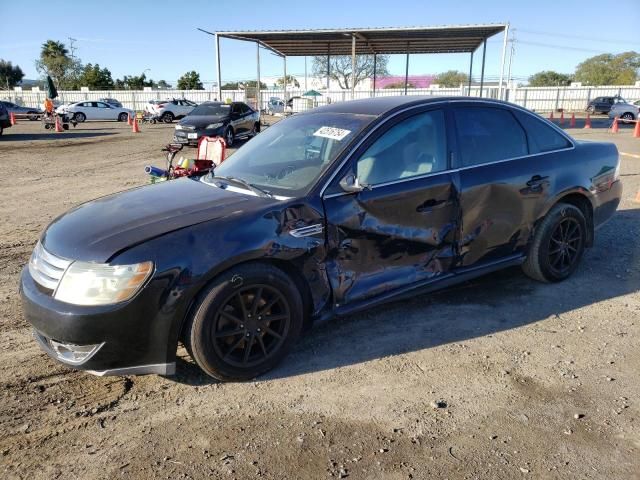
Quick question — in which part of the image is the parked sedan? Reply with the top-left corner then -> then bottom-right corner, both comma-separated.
20,96 -> 621,381
608,100 -> 640,122
585,95 -> 627,114
149,98 -> 197,123
57,101 -> 134,122
174,101 -> 260,146
0,100 -> 43,120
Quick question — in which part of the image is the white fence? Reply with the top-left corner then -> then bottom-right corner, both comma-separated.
3,85 -> 640,113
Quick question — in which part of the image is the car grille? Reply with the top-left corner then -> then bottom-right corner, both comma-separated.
28,242 -> 72,292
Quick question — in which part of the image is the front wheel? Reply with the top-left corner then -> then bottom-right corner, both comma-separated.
586,106 -> 594,114
185,263 -> 304,381
621,112 -> 635,123
28,112 -> 39,121
118,112 -> 128,122
522,203 -> 587,283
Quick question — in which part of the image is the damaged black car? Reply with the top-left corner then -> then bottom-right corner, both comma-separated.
20,96 -> 622,381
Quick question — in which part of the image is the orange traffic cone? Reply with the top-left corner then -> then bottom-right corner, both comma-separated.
611,116 -> 619,133
132,116 -> 140,133
584,114 -> 592,129
9,112 -> 16,125
54,115 -> 63,133
634,120 -> 640,138
549,111 -> 554,121
560,111 -> 565,125
569,113 -> 576,128
127,113 -> 133,126
634,190 -> 640,204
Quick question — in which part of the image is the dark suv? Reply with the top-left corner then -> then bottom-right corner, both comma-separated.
0,102 -> 12,135
586,96 -> 626,114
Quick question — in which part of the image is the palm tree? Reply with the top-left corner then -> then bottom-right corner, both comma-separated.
41,40 -> 69,60
36,40 -> 73,88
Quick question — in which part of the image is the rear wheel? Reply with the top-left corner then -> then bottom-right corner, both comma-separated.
522,203 -> 587,283
224,127 -> 234,147
185,263 -> 303,381
162,112 -> 174,123
74,112 -> 86,123
28,112 -> 39,121
621,112 -> 635,123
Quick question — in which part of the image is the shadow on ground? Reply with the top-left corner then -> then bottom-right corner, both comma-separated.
172,210 -> 639,387
1,132 -> 116,141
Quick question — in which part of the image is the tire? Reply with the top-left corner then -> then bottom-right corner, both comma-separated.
162,112 -> 174,123
522,203 -> 587,283
620,112 -> 635,123
74,112 -> 86,123
251,122 -> 260,135
118,112 -> 128,122
0,125 -> 3,135
586,106 -> 594,114
185,263 -> 304,381
224,127 -> 234,147
28,112 -> 39,121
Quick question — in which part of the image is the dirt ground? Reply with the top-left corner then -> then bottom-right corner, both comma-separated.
0,115 -> 638,480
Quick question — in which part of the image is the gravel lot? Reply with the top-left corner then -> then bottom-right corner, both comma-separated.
0,116 -> 638,480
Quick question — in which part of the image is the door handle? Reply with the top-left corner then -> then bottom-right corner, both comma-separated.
416,198 -> 449,213
526,175 -> 549,187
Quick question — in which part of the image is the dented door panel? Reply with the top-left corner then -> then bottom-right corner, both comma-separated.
323,173 -> 460,305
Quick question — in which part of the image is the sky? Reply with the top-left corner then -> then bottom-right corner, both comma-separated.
1,0 -> 638,86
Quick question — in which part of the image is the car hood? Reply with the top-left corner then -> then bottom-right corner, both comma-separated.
41,178 -> 271,263
179,115 -> 228,128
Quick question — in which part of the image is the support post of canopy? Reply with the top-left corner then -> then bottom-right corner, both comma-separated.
404,41 -> 410,96
351,35 -> 356,100
467,51 -> 474,96
498,23 -> 510,100
215,33 -> 222,101
283,55 -> 287,101
372,53 -> 377,98
256,42 -> 261,112
479,38 -> 487,98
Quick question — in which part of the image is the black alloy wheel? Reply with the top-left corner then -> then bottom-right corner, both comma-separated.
224,127 -> 234,147
185,263 -> 303,381
547,217 -> 583,277
211,285 -> 290,368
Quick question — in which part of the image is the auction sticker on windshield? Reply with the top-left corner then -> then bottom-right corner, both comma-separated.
313,126 -> 351,141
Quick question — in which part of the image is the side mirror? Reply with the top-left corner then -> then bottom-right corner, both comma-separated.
339,173 -> 368,193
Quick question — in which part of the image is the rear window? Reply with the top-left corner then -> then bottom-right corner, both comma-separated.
452,107 -> 528,167
514,111 -> 572,153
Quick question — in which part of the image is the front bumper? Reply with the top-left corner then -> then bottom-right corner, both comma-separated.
20,266 -> 175,376
174,127 -> 223,145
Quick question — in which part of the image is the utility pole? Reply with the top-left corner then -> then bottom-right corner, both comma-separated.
506,30 -> 516,100
68,37 -> 77,60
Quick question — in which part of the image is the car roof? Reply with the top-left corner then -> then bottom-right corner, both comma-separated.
302,96 -> 518,117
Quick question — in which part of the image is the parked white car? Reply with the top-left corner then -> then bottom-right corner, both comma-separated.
146,98 -> 197,123
56,101 -> 134,122
608,100 -> 640,122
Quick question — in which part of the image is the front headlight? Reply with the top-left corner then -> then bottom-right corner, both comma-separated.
54,261 -> 153,306
175,124 -> 184,130
206,122 -> 223,129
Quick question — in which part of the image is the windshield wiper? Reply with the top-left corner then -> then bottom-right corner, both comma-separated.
214,175 -> 273,198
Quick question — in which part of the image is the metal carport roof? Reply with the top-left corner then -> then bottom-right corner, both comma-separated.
213,24 -> 507,56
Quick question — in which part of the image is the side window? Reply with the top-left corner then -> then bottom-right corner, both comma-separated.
514,111 -> 571,153
357,109 -> 447,186
231,104 -> 241,114
452,107 -> 528,166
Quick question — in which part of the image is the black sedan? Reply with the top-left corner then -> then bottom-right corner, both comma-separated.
20,96 -> 622,381
173,101 -> 260,147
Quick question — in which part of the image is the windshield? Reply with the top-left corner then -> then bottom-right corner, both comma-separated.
206,112 -> 375,197
190,103 -> 231,116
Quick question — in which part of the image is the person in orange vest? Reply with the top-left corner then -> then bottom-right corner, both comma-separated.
43,98 -> 54,119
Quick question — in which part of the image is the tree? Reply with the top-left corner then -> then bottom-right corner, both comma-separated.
574,51 -> 639,86
528,71 -> 574,86
157,80 -> 171,89
312,54 -> 389,89
0,60 -> 24,89
114,73 -> 155,90
222,81 -> 239,90
35,40 -> 78,89
276,75 -> 299,88
435,70 -> 468,87
77,63 -> 114,89
177,71 -> 204,90
384,81 -> 416,89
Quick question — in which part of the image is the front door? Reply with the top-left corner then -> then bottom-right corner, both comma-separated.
322,107 -> 460,306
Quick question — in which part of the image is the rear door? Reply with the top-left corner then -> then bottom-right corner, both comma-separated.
323,107 -> 460,305
452,104 -> 571,268
230,103 -> 246,134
